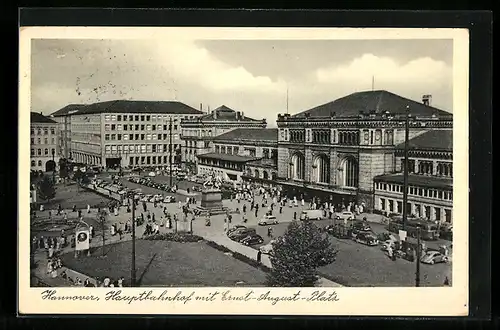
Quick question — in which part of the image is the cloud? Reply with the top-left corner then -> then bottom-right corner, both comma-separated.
316,53 -> 451,87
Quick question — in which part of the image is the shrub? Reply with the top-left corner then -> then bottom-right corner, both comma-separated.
145,232 -> 203,243
205,240 -> 231,253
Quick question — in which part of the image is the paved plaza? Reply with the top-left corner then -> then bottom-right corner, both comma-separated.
31,178 -> 452,287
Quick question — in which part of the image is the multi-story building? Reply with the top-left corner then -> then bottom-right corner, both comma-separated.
275,90 -> 453,210
50,100 -> 203,168
50,104 -> 85,159
196,128 -> 279,183
373,130 -> 453,223
30,112 -> 59,172
180,105 -> 267,172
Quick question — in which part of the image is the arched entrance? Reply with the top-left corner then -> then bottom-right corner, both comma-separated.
312,154 -> 330,183
271,172 -> 277,180
254,169 -> 260,178
45,160 -> 56,172
338,156 -> 359,187
289,152 -> 305,180
263,171 -> 269,180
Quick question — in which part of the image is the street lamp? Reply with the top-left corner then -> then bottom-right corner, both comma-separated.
51,148 -> 56,182
128,192 -> 137,287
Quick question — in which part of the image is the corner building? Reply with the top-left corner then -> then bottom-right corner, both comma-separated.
180,105 -> 267,172
30,112 -> 60,172
275,90 -> 452,210
50,100 -> 203,168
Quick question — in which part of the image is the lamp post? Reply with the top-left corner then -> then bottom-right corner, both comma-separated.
51,148 -> 56,183
402,105 -> 410,231
415,226 -> 421,287
129,193 -> 137,287
169,117 -> 173,187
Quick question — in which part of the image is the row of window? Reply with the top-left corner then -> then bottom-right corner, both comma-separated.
401,160 -> 453,177
104,133 -> 179,141
184,140 -> 210,148
31,137 -> 56,145
31,127 -> 56,136
128,155 -> 175,166
104,123 -> 178,132
104,144 -> 180,154
375,182 -> 453,201
31,148 -> 56,156
104,114 -> 196,122
378,198 -> 452,223
182,129 -> 212,137
198,159 -> 245,172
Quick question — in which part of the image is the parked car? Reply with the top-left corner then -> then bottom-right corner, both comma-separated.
325,224 -> 351,239
227,225 -> 247,235
163,196 -> 176,203
300,209 -> 324,220
354,232 -> 379,246
228,228 -> 257,242
259,240 -> 275,254
351,221 -> 372,237
240,234 -> 264,246
148,172 -> 156,177
380,239 -> 396,251
420,251 -> 449,264
336,211 -> 356,221
258,215 -> 279,226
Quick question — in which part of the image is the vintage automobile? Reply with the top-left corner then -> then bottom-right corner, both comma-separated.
420,251 -> 449,264
258,215 -> 279,226
353,232 -> 379,246
259,240 -> 276,254
240,234 -> 264,246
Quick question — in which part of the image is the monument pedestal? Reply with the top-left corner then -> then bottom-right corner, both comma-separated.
195,188 -> 228,216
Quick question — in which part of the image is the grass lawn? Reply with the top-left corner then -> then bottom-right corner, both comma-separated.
39,182 -> 113,210
60,239 -> 268,287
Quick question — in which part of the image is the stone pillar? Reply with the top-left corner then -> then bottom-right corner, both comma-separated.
304,148 -> 313,182
430,207 -> 436,221
330,148 -> 337,186
421,204 -> 426,218
411,203 -> 416,216
432,160 -> 438,175
414,160 -> 419,174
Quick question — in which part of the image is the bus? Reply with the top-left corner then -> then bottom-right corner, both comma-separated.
387,216 -> 440,241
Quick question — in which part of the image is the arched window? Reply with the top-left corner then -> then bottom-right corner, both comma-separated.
31,160 -> 35,167
340,157 -> 358,187
263,171 -> 269,180
254,169 -> 260,178
38,160 -> 42,167
290,152 -> 305,180
313,154 -> 330,183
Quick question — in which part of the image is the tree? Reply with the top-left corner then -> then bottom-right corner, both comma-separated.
267,220 -> 338,287
59,158 -> 69,182
96,209 -> 108,257
36,175 -> 56,203
73,169 -> 89,190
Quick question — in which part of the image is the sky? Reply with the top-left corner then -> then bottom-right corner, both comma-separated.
31,38 -> 453,127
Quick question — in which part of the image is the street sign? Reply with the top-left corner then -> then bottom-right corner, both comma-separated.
399,230 -> 407,241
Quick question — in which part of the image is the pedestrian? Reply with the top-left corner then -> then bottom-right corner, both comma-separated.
279,206 -> 283,214
444,276 -> 450,286
254,209 -> 258,218
243,204 -> 247,213
267,227 -> 273,238
72,205 -> 77,212
257,250 -> 262,263
87,204 -> 91,213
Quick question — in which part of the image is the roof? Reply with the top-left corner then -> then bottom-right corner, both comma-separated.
197,152 -> 259,163
31,112 -> 57,124
197,105 -> 260,122
374,173 -> 452,189
50,104 -> 86,117
246,158 -> 278,169
49,100 -> 202,117
293,90 -> 451,118
213,128 -> 278,142
396,130 -> 452,151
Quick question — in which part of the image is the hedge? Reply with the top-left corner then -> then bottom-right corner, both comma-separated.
144,232 -> 204,243
204,240 -> 271,273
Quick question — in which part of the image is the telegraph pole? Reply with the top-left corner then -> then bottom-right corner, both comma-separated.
416,227 -> 421,287
169,117 -> 173,187
130,195 -> 136,287
402,105 -> 410,231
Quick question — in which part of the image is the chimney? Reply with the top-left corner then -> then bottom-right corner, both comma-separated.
200,103 -> 203,112
241,111 -> 244,119
208,105 -> 210,114
213,110 -> 217,119
422,94 -> 432,106
236,111 -> 240,120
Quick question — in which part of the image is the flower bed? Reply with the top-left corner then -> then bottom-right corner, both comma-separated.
144,232 -> 204,243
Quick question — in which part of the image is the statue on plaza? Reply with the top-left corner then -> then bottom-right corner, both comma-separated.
203,173 -> 222,190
